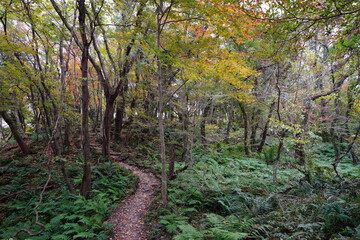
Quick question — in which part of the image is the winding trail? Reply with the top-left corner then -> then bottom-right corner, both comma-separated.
108,157 -> 159,240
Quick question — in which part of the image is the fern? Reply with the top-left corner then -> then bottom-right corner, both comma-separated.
320,200 -> 357,236
217,192 -> 277,217
159,214 -> 188,234
174,225 -> 203,240
1,161 -> 137,240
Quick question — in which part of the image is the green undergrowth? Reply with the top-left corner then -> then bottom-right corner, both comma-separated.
145,143 -> 360,240
0,153 -> 138,240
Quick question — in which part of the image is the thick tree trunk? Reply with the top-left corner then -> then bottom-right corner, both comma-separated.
114,94 -> 126,142
79,71 -> 92,197
102,98 -> 116,158
50,0 -> 91,196
1,111 -> 30,154
63,122 -> 70,152
78,0 -> 91,197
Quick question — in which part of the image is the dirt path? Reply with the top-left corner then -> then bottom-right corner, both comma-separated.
108,158 -> 159,240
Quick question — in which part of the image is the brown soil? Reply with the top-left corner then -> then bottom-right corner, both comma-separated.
108,157 -> 159,240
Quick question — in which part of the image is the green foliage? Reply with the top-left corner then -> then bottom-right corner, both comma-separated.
159,214 -> 188,234
259,145 -> 278,165
217,192 -> 278,217
312,143 -> 359,178
175,214 -> 261,240
0,156 -> 137,240
320,200 -> 360,237
152,144 -> 359,240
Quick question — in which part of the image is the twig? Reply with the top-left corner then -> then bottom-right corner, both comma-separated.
165,78 -> 188,105
160,17 -> 207,26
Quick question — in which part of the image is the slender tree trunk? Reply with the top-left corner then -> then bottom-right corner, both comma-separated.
239,103 -> 250,155
224,107 -> 234,143
345,72 -> 359,165
158,89 -> 167,205
181,94 -> 191,164
0,111 -> 30,154
258,102 -> 275,153
59,38 -> 71,153
330,95 -> 341,160
169,143 -> 175,179
273,137 -> 283,182
53,124 -> 76,195
182,111 -> 190,163
157,7 -> 168,205
250,108 -> 260,151
273,69 -> 284,181
200,100 -> 211,145
295,101 -> 310,165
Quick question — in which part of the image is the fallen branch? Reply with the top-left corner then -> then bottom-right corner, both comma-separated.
13,116 -> 61,238
14,168 -> 51,237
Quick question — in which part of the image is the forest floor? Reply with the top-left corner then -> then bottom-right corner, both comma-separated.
90,137 -> 160,240
107,160 -> 159,240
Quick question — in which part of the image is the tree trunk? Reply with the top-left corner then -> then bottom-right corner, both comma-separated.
182,117 -> 190,162
52,123 -> 76,195
158,91 -> 167,205
350,148 -> 359,165
114,93 -> 126,142
182,95 -> 191,164
102,97 -> 116,158
250,108 -> 260,151
239,103 -> 250,155
295,102 -> 310,165
258,102 -> 275,153
78,0 -> 91,197
157,8 -> 168,205
200,100 -> 211,145
0,111 -> 30,154
345,74 -> 359,165
169,143 -> 175,179
330,94 -> 341,160
273,137 -> 283,182
224,107 -> 234,143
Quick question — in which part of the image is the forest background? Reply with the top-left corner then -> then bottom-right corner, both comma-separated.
0,0 -> 359,239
